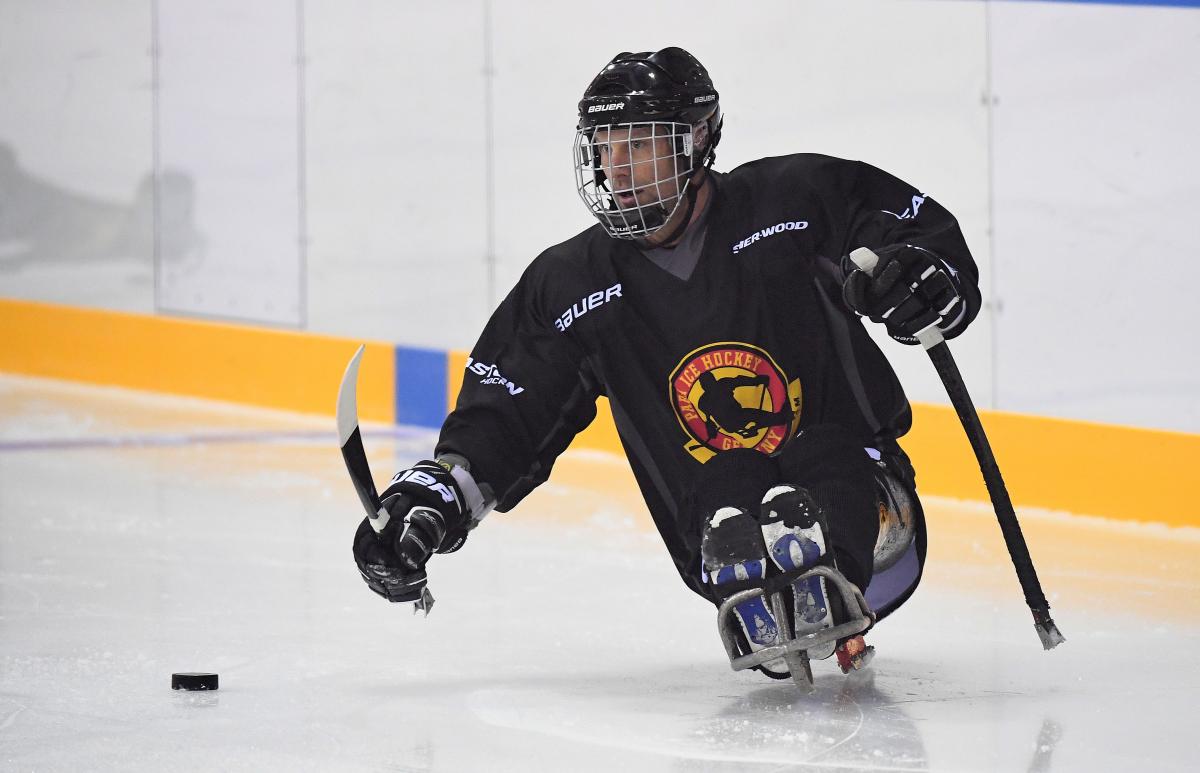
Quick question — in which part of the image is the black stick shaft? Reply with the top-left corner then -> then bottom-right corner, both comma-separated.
925,340 -> 1053,622
845,247 -> 1061,647
342,425 -> 383,518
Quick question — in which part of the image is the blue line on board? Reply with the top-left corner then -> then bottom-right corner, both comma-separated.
394,346 -> 449,429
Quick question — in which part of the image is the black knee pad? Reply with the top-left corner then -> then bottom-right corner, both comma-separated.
776,424 -> 874,477
775,424 -> 881,590
686,449 -> 780,530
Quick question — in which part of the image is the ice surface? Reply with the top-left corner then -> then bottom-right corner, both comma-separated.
1,375 -> 1197,772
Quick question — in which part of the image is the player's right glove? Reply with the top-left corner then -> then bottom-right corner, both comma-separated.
352,459 -> 489,603
841,244 -> 963,345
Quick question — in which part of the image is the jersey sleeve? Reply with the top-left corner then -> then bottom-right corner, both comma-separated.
832,160 -> 982,340
435,260 -> 600,512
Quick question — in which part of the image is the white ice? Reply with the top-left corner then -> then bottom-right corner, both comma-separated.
1,375 -> 1197,772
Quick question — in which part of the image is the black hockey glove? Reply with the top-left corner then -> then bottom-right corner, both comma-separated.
352,459 -> 477,603
841,244 -> 962,345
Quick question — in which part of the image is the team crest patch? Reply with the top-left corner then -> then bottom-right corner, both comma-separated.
669,342 -> 802,464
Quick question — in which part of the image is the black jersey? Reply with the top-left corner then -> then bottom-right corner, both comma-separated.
436,153 -> 980,587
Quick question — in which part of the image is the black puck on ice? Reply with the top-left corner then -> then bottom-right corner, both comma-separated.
172,672 -> 219,691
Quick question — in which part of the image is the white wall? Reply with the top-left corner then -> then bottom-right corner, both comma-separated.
988,1 -> 1200,429
2,0 -> 1198,432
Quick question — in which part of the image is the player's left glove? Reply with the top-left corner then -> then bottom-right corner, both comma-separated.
841,244 -> 963,345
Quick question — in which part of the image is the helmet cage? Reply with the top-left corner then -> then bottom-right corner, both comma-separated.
573,121 -> 700,240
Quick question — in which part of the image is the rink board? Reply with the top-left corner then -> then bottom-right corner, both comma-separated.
3,297 -> 1197,527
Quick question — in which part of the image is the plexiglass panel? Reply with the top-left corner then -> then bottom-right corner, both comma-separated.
154,0 -> 303,326
990,1 -> 1200,431
0,0 -> 154,312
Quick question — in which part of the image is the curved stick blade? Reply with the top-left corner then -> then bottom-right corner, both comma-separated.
337,345 -> 366,446
336,345 -> 388,530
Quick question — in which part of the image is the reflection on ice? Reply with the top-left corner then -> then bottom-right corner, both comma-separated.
700,673 -> 927,768
1027,718 -> 1063,773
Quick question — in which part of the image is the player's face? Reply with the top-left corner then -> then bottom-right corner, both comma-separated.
593,125 -> 683,210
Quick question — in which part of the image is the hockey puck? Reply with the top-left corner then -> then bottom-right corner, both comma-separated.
171,672 -> 219,691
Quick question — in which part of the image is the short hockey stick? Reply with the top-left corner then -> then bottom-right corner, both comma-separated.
849,248 -> 1064,650
337,345 -> 435,615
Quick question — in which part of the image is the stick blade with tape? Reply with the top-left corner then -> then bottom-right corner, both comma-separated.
337,345 -> 388,530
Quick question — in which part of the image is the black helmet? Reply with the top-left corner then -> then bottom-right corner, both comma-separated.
578,48 -> 722,146
574,47 -> 723,240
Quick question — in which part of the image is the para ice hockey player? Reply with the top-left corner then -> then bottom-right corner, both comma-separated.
352,47 -> 981,688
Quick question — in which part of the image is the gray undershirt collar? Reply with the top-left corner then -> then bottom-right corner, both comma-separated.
637,183 -> 714,281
